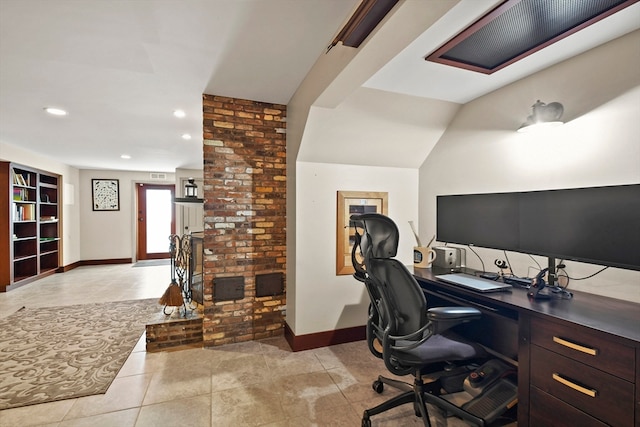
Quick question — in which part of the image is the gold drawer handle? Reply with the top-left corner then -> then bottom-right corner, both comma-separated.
552,336 -> 598,356
552,373 -> 597,398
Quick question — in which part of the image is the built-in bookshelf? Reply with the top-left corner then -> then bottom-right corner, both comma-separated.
1,162 -> 62,291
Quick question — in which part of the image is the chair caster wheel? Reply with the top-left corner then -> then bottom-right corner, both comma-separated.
372,380 -> 384,393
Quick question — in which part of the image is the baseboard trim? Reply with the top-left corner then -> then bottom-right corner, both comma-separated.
59,258 -> 133,273
284,322 -> 365,352
59,261 -> 81,272
2,269 -> 56,292
81,258 -> 133,266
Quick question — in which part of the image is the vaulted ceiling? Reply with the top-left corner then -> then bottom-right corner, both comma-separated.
1,0 -> 638,171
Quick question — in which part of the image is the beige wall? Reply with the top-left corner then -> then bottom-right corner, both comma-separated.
419,30 -> 640,302
78,169 -> 175,261
0,144 -> 185,266
291,162 -> 418,335
285,0 -> 461,337
0,143 -> 179,267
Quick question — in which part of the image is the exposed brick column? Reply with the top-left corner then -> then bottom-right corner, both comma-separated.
201,94 -> 286,347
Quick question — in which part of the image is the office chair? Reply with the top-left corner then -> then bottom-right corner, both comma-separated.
350,213 -> 489,427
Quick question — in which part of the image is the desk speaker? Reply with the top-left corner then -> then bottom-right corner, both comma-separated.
433,246 -> 466,270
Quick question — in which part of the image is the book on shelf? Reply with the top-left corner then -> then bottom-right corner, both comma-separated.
13,170 -> 27,186
13,187 -> 33,201
13,204 -> 35,221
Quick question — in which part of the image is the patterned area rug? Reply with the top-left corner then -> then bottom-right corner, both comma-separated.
0,299 -> 159,410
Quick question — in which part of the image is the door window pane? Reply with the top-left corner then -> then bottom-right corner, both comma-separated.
146,189 -> 172,253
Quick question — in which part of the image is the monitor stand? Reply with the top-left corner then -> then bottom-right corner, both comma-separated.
528,257 -> 572,300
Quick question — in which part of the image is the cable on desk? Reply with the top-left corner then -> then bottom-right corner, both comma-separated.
467,244 -> 485,273
502,250 -> 515,277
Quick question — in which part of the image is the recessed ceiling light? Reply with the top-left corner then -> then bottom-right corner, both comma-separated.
121,154 -> 131,159
173,110 -> 186,118
44,107 -> 68,116
181,133 -> 192,140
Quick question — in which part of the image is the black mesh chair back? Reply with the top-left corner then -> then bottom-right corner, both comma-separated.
368,257 -> 428,345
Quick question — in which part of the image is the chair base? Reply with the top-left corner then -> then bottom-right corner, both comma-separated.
362,384 -> 430,427
361,370 -> 488,427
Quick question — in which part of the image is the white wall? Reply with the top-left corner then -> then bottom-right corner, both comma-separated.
298,87 -> 460,168
285,1 -> 461,337
79,169 -> 175,261
0,142 -> 81,267
291,162 -> 418,335
419,30 -> 640,302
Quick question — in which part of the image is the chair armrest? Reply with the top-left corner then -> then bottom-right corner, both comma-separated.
427,306 -> 481,334
427,306 -> 481,320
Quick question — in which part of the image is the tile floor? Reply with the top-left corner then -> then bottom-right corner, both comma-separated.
0,264 -> 476,427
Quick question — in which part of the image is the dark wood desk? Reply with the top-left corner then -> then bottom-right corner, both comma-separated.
413,267 -> 640,427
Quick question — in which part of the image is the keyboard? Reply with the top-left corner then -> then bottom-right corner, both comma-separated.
435,273 -> 513,293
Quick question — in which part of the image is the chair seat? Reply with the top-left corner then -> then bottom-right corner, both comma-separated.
395,332 -> 484,365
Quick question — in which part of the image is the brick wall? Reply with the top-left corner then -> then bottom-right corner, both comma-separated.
201,94 -> 286,347
146,317 -> 203,352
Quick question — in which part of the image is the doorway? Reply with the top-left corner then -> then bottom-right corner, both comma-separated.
136,183 -> 175,260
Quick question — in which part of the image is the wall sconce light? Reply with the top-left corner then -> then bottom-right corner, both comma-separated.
517,100 -> 564,133
174,178 -> 203,205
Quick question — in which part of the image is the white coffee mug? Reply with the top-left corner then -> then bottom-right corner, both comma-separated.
413,246 -> 437,268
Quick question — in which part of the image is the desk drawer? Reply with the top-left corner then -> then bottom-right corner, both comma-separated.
530,345 -> 633,427
529,386 -> 607,427
529,315 -> 634,381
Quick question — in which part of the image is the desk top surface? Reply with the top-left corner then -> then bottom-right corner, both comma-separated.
413,267 -> 640,345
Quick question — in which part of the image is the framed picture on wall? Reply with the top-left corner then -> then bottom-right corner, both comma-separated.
336,190 -> 388,275
92,179 -> 120,211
